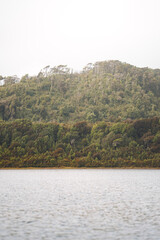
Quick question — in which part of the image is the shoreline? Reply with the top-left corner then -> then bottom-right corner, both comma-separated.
0,167 -> 160,170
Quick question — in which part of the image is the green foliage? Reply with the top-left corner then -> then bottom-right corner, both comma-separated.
110,122 -> 126,134
1,60 -> 160,167
0,118 -> 160,168
1,60 -> 160,122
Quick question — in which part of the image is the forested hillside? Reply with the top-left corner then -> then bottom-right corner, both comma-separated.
0,118 -> 160,168
1,61 -> 160,168
1,60 -> 160,123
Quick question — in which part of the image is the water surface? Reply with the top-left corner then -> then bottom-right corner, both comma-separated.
0,169 -> 160,240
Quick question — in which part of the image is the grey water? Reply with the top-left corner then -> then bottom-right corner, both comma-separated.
0,169 -> 160,240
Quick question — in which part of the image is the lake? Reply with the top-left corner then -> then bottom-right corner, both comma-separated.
0,169 -> 160,240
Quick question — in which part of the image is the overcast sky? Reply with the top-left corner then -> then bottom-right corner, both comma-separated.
0,0 -> 160,77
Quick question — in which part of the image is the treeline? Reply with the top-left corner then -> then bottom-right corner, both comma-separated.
0,117 -> 160,168
1,60 -> 160,122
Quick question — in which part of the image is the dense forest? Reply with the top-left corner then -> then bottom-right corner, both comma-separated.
0,60 -> 160,168
0,118 -> 160,168
1,60 -> 160,123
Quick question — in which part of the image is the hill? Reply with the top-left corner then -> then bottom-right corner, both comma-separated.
1,60 -> 160,122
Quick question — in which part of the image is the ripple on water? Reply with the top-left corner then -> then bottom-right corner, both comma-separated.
0,169 -> 160,240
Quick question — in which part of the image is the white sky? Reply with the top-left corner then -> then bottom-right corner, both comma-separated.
0,0 -> 160,77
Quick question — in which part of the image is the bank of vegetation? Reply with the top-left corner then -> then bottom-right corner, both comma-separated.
0,118 -> 160,168
1,60 -> 160,168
